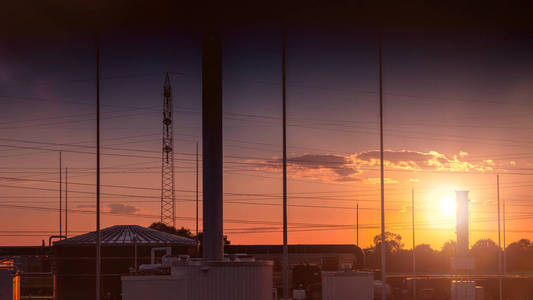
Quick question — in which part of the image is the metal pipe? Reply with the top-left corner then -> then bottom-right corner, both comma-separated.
202,28 -> 223,260
281,23 -> 289,300
49,235 -> 67,247
150,247 -> 171,265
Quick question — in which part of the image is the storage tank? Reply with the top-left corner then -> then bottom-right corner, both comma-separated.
322,271 -> 373,300
122,259 -> 273,300
451,280 -> 476,300
0,268 -> 19,300
53,225 -> 196,300
475,285 -> 484,300
174,260 -> 273,300
122,275 -> 187,300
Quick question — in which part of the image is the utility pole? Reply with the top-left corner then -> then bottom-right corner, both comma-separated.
412,188 -> 416,300
356,201 -> 359,247
95,35 -> 102,300
161,72 -> 176,228
65,168 -> 68,238
196,141 -> 199,240
497,174 -> 502,300
59,151 -> 62,237
503,194 -> 507,275
281,23 -> 289,300
378,26 -> 387,300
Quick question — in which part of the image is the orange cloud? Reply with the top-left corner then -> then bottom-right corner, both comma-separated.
259,149 -> 495,183
354,150 -> 494,172
362,177 -> 399,185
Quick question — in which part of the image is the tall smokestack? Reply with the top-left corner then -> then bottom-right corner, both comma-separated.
202,29 -> 223,260
456,191 -> 469,257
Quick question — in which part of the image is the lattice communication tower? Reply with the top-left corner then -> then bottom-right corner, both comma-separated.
161,72 -> 175,227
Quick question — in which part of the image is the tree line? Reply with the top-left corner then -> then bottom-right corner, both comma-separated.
150,222 -> 533,273
364,232 -> 533,273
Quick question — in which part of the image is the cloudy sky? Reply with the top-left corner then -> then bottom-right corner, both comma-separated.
2,2 -> 533,249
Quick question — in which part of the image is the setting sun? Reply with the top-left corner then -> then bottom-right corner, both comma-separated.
439,195 -> 457,216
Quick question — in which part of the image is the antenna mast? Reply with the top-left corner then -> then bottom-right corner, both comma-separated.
161,72 -> 176,227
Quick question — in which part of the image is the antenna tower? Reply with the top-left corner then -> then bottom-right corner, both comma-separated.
161,72 -> 175,227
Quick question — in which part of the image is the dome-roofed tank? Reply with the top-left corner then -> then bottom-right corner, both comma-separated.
53,225 -> 196,300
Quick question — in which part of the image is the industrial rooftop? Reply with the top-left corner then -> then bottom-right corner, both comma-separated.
53,225 -> 197,246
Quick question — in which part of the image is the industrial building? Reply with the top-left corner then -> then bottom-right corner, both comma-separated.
0,246 -> 52,300
52,225 -> 196,300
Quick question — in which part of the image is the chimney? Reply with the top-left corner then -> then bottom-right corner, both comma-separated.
455,190 -> 469,257
202,29 -> 224,260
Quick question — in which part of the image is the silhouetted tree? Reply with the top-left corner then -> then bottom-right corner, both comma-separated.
373,232 -> 404,253
435,240 -> 455,272
196,232 -> 231,245
414,244 -> 438,272
149,222 -> 196,239
366,232 -> 405,270
471,239 -> 498,273
363,235 -> 533,274
506,239 -> 533,271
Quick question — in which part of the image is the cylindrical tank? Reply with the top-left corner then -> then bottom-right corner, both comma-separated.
451,280 -> 476,300
322,271 -> 373,300
172,260 -> 273,300
0,268 -> 19,300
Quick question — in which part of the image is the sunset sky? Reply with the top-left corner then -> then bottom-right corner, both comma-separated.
2,2 -> 533,250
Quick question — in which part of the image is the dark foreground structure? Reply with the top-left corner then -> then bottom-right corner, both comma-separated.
53,225 -> 196,300
226,244 -> 365,297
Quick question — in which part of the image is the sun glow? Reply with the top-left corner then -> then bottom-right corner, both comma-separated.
425,187 -> 458,229
439,195 -> 456,216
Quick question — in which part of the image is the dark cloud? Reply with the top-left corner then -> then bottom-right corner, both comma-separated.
268,154 -> 360,182
288,154 -> 348,169
107,203 -> 139,214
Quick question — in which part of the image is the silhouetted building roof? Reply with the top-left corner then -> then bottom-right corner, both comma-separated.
53,225 -> 196,246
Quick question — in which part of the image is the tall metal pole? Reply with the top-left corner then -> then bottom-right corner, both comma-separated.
95,35 -> 102,300
196,141 -> 199,240
281,23 -> 289,300
412,188 -> 416,300
378,26 -> 387,300
59,152 -> 62,237
356,201 -> 359,247
503,194 -> 507,275
65,168 -> 68,238
497,174 -> 502,300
